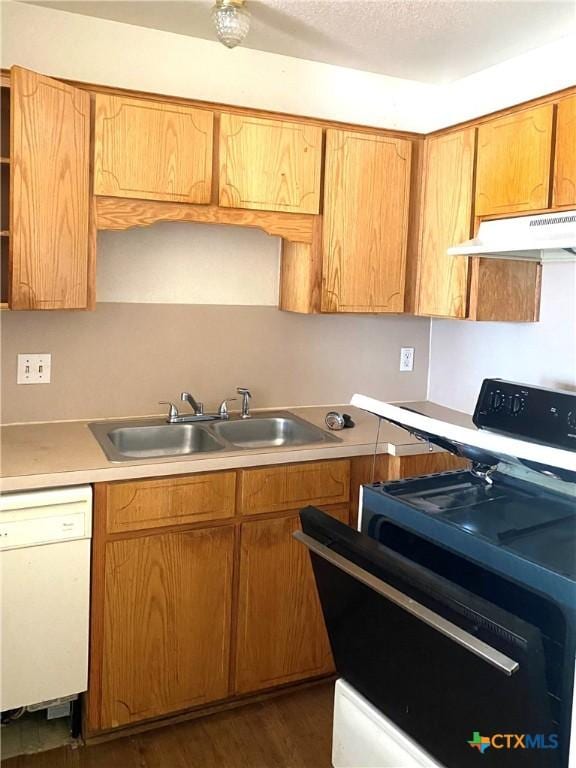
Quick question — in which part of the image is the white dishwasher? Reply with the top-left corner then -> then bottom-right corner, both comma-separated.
0,486 -> 92,712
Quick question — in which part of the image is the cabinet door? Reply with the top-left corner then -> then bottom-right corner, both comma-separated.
219,113 -> 322,214
553,95 -> 576,208
100,526 -> 234,729
468,257 -> 541,322
475,104 -> 553,216
94,94 -> 213,204
322,130 -> 412,312
235,506 -> 349,695
10,66 -> 92,309
416,129 -> 475,318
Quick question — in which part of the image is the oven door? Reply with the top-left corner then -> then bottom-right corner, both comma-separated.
298,506 -> 564,768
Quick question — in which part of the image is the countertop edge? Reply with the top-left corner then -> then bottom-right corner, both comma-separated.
0,440 -> 443,492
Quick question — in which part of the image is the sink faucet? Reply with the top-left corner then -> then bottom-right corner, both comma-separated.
159,390 -> 249,424
236,387 -> 252,419
181,391 -> 204,416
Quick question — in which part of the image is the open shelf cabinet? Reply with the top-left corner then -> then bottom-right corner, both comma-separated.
1,83 -> 9,308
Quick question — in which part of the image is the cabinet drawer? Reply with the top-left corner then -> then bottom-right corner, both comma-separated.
105,472 -> 236,534
237,460 -> 350,516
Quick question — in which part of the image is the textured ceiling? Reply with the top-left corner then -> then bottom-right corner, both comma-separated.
19,0 -> 576,84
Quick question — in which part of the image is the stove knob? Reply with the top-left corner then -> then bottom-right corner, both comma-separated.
568,411 -> 576,430
511,395 -> 524,414
492,390 -> 504,411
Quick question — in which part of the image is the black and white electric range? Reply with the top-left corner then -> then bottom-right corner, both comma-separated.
296,380 -> 576,768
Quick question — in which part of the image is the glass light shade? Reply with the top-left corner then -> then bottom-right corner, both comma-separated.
212,1 -> 250,49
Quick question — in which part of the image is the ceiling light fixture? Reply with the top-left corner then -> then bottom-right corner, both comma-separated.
212,0 -> 251,49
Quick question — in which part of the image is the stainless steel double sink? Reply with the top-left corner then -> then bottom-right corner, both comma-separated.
89,411 -> 341,462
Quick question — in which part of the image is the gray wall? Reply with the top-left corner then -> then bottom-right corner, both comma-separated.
428,262 -> 576,412
1,304 -> 430,423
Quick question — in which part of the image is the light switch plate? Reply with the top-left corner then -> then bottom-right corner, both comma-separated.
399,347 -> 414,372
17,354 -> 51,384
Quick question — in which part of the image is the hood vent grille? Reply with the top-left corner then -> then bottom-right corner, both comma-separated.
529,213 -> 576,227
448,210 -> 576,262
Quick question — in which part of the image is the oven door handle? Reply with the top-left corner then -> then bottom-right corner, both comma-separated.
294,531 -> 519,677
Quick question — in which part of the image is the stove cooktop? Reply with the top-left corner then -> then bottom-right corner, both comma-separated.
377,470 -> 576,583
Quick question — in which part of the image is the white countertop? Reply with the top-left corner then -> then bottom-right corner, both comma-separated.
0,401 -> 474,492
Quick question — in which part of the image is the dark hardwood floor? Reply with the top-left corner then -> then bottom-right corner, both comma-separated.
2,683 -> 335,768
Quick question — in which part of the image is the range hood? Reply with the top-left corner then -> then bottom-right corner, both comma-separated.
447,210 -> 576,262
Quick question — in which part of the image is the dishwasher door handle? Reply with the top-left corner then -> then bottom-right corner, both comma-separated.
294,530 -> 520,677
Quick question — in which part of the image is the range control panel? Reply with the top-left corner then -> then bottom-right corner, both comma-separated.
473,379 -> 576,450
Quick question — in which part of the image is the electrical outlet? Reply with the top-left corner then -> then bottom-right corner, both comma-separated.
400,347 -> 414,372
17,354 -> 51,384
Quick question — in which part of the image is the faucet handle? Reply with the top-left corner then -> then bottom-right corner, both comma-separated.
217,398 -> 237,419
159,401 -> 179,422
180,391 -> 204,416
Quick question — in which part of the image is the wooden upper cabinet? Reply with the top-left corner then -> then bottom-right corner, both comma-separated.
10,66 -> 92,309
322,130 -> 412,313
100,525 -> 234,729
475,104 -> 553,216
468,257 -> 541,322
219,113 -> 322,214
94,94 -> 213,204
553,95 -> 576,208
415,128 -> 476,318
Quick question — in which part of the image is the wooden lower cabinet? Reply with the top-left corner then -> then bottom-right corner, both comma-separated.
387,452 -> 470,479
96,525 -> 235,730
87,461 -> 349,734
234,505 -> 349,695
87,453 -> 466,735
